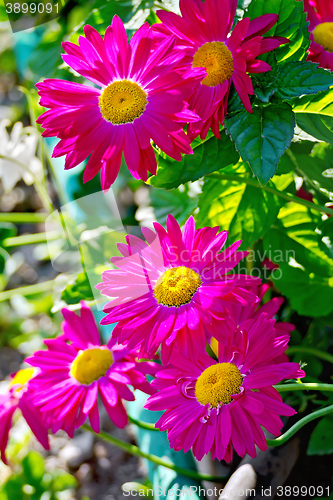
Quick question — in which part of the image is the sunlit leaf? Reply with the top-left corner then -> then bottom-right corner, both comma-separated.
248,0 -> 310,62
149,131 -> 239,190
197,163 -> 283,249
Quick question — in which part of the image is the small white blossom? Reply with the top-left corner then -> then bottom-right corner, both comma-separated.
0,119 -> 43,192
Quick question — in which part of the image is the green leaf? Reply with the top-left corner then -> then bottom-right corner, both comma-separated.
0,223 -> 17,245
269,264 -> 333,317
70,0 -> 145,42
278,142 -> 333,196
3,477 -> 24,500
252,70 -> 277,103
22,451 -> 45,487
51,472 -> 77,492
28,27 -> 65,80
196,163 -> 282,249
263,203 -> 333,317
61,272 -> 95,305
148,130 -> 239,190
145,9 -> 160,25
149,187 -> 198,226
308,415 -> 333,455
247,0 -> 310,62
292,89 -> 333,144
317,218 -> 333,260
224,103 -> 295,184
0,0 -> 9,22
274,62 -> 333,100
122,483 -> 154,497
0,247 -> 9,274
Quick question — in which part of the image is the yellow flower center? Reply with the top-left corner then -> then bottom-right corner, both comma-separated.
195,363 -> 243,407
99,80 -> 148,124
154,266 -> 202,307
192,41 -> 234,87
9,368 -> 35,392
313,22 -> 333,52
70,348 -> 113,385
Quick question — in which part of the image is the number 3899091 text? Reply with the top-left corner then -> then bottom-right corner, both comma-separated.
6,2 -> 60,14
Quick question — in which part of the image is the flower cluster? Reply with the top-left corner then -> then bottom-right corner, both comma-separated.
98,216 -> 305,461
0,216 -> 304,464
0,302 -> 157,464
1,0 -> 311,465
35,0 -> 288,189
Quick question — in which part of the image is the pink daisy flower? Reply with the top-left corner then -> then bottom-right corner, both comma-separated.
153,0 -> 288,140
26,303 -> 157,437
36,17 -> 205,189
303,0 -> 333,70
96,215 -> 260,362
145,312 -> 305,462
210,284 -> 295,365
0,368 -> 49,464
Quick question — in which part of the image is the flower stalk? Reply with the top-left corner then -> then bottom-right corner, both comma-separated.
0,213 -> 48,224
82,423 -> 227,483
267,404 -> 333,447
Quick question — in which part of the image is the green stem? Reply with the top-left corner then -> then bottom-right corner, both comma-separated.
208,173 -> 333,217
82,424 -> 226,483
275,383 -> 333,393
128,416 -> 159,432
3,231 -> 60,248
0,155 -> 53,213
44,144 -> 69,208
128,385 -> 333,434
0,213 -> 48,223
0,280 -> 55,302
267,404 -> 333,447
287,346 -> 333,365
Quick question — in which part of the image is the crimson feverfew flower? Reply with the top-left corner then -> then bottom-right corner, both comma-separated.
153,0 -> 288,140
145,311 -> 305,462
26,303 -> 157,437
36,16 -> 205,189
303,0 -> 333,70
0,369 -> 49,464
96,215 -> 260,363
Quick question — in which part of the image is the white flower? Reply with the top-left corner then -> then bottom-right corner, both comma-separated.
0,119 -> 43,192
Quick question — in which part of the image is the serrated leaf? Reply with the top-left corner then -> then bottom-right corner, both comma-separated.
224,103 -> 295,184
292,89 -> 333,144
247,0 -> 310,63
252,71 -> 277,103
149,130 -> 239,190
307,415 -> 333,455
274,62 -> 333,100
196,162 -> 282,249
